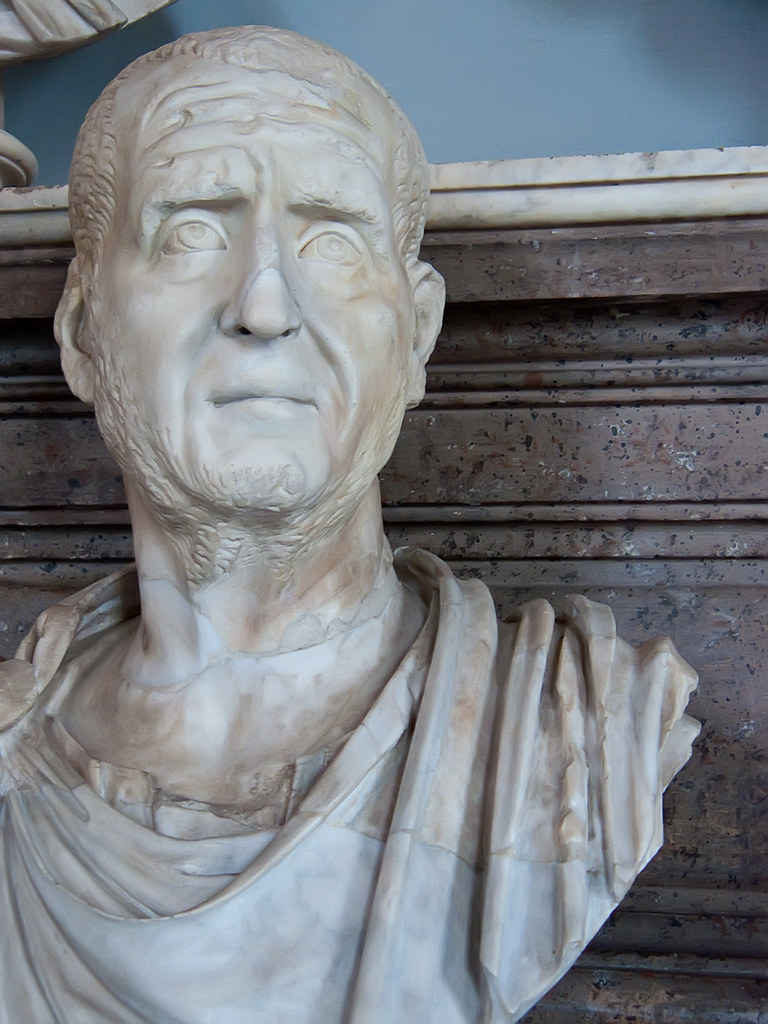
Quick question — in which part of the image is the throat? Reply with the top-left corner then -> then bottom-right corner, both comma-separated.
125,481 -> 404,676
57,576 -> 429,827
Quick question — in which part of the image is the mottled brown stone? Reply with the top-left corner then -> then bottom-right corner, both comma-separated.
1,223 -> 765,1015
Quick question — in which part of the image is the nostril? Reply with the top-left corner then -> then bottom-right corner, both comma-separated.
236,326 -> 251,337
280,328 -> 295,338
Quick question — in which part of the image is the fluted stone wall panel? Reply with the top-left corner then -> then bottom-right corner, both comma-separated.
1,217 -> 765,1019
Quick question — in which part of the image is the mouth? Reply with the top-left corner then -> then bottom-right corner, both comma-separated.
208,392 -> 316,420
210,390 -> 314,406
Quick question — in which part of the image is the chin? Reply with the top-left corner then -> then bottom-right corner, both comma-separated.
182,459 -> 319,517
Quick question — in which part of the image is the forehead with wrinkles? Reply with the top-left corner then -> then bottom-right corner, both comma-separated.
111,59 -> 396,208
68,27 -> 430,282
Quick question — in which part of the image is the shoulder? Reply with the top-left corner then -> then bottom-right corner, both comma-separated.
498,592 -> 700,803
0,565 -> 139,737
501,593 -> 697,687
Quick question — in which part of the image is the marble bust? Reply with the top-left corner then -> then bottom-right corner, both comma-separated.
0,26 -> 700,1023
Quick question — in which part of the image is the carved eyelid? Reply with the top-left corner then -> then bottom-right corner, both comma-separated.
298,223 -> 365,259
156,209 -> 229,255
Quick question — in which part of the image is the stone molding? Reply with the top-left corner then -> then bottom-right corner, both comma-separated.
2,145 -> 768,246
428,145 -> 768,229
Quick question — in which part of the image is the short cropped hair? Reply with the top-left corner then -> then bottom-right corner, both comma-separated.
68,25 -> 430,282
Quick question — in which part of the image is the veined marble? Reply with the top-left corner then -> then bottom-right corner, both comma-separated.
428,145 -> 768,229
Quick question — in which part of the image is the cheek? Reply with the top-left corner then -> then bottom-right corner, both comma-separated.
297,268 -> 371,310
127,277 -> 199,329
106,251 -> 221,325
101,268 -> 217,366
308,281 -> 409,349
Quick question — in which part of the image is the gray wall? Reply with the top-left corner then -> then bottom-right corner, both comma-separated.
6,0 -> 768,186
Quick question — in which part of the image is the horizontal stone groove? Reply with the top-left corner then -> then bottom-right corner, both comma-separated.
5,353 -> 768,387
444,558 -> 768,588
5,388 -> 768,416
2,558 -> 766,589
0,246 -> 73,266
621,886 -> 768,917
0,375 -> 66,390
428,353 -> 768,382
420,386 -> 768,408
0,402 -> 85,417
5,521 -> 768,561
589,911 -> 767,960
437,296 -> 768,363
5,293 -> 768,367
576,951 -> 768,980
2,547 -> 767,565
386,522 -> 768,560
2,503 -> 766,526
0,563 -> 132,591
382,502 -> 768,522
0,506 -> 129,525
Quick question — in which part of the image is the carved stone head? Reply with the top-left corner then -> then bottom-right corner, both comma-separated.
55,27 -> 445,526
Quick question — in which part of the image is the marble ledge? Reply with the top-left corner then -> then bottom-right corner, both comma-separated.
428,145 -> 768,230
2,145 -> 768,245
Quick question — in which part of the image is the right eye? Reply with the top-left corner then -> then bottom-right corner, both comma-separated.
160,219 -> 227,255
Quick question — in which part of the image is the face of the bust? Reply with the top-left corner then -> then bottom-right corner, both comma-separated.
86,63 -> 425,520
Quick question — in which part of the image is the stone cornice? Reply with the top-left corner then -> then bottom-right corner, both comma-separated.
0,185 -> 70,245
1,145 -> 768,245
428,145 -> 768,230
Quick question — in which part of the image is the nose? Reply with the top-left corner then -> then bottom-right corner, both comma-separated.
220,265 -> 301,342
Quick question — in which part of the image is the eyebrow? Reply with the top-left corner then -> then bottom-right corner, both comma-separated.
138,183 -> 247,239
287,197 -> 381,227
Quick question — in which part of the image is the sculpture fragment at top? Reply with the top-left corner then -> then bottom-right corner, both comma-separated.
0,0 -> 177,63
0,25 -> 699,1022
0,0 -> 177,186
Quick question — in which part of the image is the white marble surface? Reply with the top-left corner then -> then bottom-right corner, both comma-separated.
430,145 -> 768,189
0,25 -> 699,1023
428,145 -> 768,229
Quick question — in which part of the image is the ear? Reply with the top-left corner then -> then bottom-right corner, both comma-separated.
53,257 -> 95,406
405,260 -> 446,409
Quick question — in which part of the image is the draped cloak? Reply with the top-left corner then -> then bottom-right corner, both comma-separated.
0,548 -> 699,1024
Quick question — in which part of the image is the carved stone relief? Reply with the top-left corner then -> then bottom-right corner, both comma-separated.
0,0 -> 177,186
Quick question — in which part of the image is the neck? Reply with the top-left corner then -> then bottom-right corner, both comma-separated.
122,480 -> 398,688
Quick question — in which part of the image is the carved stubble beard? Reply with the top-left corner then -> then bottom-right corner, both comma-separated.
89,337 -> 408,584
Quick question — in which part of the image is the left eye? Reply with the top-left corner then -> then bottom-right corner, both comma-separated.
300,231 -> 362,266
161,220 -> 227,255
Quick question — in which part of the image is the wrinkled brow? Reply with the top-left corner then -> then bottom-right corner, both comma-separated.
139,77 -> 341,157
287,195 -> 380,227
137,186 -> 248,245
